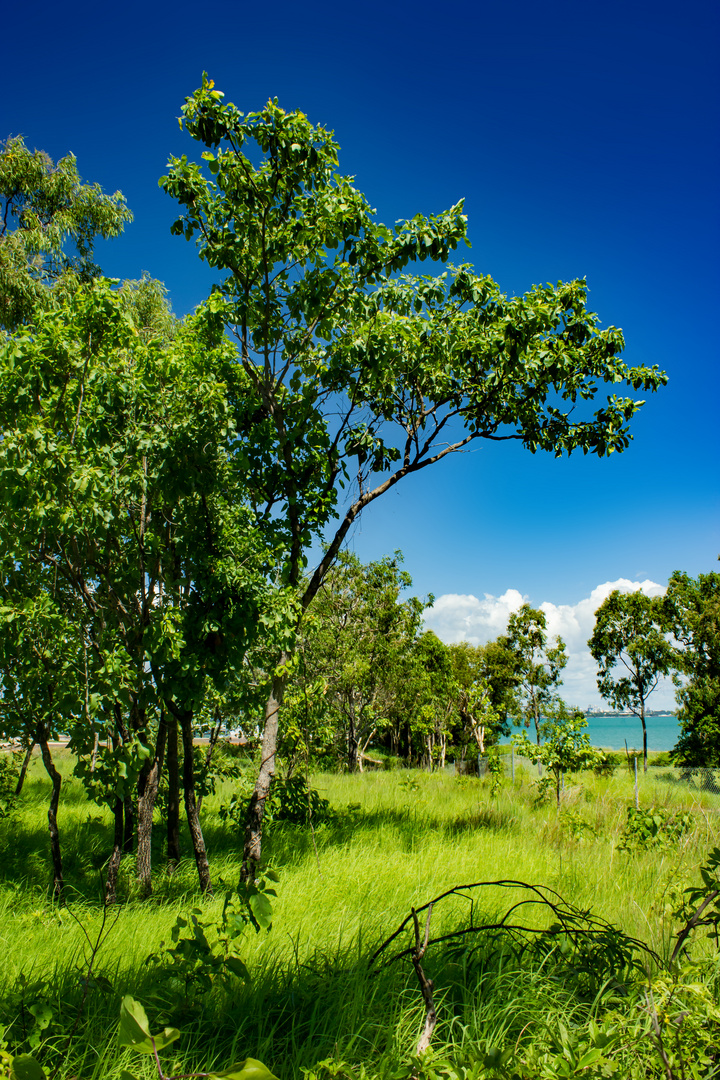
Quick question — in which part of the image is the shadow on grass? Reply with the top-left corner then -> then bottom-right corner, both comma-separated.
0,782 -> 520,903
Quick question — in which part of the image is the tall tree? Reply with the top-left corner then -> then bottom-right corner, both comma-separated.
161,75 -> 666,879
503,605 -> 567,744
664,570 -> 720,766
0,277 -> 291,897
0,136 -> 131,331
588,589 -> 674,772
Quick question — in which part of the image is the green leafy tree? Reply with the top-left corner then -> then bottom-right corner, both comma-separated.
504,605 -> 567,744
0,136 -> 131,331
513,702 -> 604,807
160,75 -> 666,878
664,570 -> 720,766
448,641 -> 508,757
297,551 -> 424,772
588,589 -> 674,772
406,631 -> 458,769
0,277 -> 292,897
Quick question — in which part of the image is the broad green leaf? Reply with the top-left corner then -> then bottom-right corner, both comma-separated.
118,996 -> 153,1051
11,1056 -> 46,1080
209,1058 -> 280,1080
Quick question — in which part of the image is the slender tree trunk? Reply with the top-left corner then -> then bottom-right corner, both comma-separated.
347,710 -> 358,773
15,742 -> 35,796
166,711 -> 181,869
105,796 -> 124,904
179,709 -> 212,895
196,712 -> 222,816
136,715 -> 167,897
641,704 -> 648,773
89,731 -> 99,773
241,659 -> 287,883
39,739 -> 63,900
123,793 -> 134,853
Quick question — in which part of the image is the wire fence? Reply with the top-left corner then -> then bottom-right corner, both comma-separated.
464,751 -> 720,797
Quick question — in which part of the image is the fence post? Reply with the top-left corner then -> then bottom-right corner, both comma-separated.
634,755 -> 639,810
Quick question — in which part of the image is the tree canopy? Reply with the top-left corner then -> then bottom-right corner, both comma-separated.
665,570 -> 720,767
588,590 -> 674,772
0,136 -> 131,331
160,74 -> 667,876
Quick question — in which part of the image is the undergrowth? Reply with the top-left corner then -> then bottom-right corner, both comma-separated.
1,753 -> 719,1079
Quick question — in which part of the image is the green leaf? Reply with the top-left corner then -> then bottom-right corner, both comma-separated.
209,1059 -> 280,1080
118,996 -> 178,1054
118,996 -> 154,1052
11,1056 -> 46,1080
225,955 -> 251,981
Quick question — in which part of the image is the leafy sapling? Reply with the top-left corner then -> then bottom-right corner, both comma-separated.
118,996 -> 279,1080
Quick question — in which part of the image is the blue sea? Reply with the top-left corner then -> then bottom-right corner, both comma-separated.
504,714 -> 680,752
583,713 -> 679,752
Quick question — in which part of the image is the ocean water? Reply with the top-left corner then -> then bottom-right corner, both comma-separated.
504,713 -> 680,752
583,713 -> 679,752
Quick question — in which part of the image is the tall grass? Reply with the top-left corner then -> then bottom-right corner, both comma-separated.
1,753 -> 718,1078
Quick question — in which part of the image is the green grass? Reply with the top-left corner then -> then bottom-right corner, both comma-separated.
1,753 -> 719,1079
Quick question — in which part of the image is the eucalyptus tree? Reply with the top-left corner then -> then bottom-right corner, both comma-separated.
664,570 -> 720,766
588,589 -> 674,772
503,605 -> 567,744
0,135 -> 131,331
0,276 -> 291,897
161,75 -> 666,879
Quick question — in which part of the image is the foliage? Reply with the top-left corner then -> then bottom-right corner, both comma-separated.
588,589 -> 674,771
294,551 -> 425,771
512,703 -> 604,807
0,751 -> 20,817
665,570 -> 720,767
618,805 -> 694,852
0,136 -> 131,332
220,775 -> 333,830
503,606 -> 567,743
0,275 -> 296,894
118,995 -> 279,1080
161,74 -> 666,874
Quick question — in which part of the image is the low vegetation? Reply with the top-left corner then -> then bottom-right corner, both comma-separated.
1,750 -> 719,1080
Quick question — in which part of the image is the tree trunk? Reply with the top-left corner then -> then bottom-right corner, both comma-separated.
196,712 -> 222,816
15,742 -> 35,796
136,715 -> 167,897
39,739 -> 63,900
166,711 -> 181,869
123,793 -> 134,853
179,708 -> 212,895
641,706 -> 648,773
347,710 -> 358,773
89,731 -> 99,773
105,796 -> 124,904
241,659 -> 287,883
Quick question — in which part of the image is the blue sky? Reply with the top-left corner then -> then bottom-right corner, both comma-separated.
3,0 -> 718,703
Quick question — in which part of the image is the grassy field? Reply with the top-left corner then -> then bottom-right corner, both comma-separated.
1,752 -> 719,1079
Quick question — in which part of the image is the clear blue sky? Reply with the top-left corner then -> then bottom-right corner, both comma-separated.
3,0 -> 718,611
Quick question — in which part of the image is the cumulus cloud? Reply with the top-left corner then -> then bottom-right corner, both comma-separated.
423,578 -> 676,710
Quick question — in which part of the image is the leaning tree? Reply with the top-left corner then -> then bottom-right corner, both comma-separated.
161,75 -> 667,879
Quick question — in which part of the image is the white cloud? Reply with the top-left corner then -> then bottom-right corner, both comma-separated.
423,578 -> 676,710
